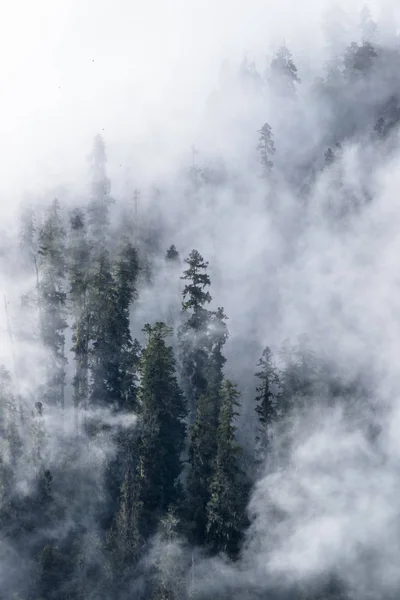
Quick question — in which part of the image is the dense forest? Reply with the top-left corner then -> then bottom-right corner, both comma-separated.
2,5 -> 400,599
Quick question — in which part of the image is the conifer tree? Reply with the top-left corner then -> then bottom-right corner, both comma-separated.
343,41 -> 377,80
257,123 -> 276,176
185,308 -> 229,546
109,464 -> 142,572
38,199 -> 68,409
87,134 -> 114,254
166,244 -> 180,262
135,322 -> 186,532
254,347 -> 281,463
87,241 -> 139,412
181,255 -> 230,545
268,45 -> 300,96
0,367 -> 22,533
69,208 -> 91,419
206,380 -> 247,558
179,250 -> 213,420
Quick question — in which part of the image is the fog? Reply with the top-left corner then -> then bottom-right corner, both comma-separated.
2,0 -> 400,598
1,0 -> 385,197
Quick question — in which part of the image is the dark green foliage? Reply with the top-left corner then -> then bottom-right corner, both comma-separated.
109,464 -> 143,572
136,322 -> 186,530
87,134 -> 114,250
87,242 -> 139,412
255,347 -> 280,428
179,250 -> 214,421
181,250 -> 212,318
186,391 -> 219,545
206,380 -> 247,558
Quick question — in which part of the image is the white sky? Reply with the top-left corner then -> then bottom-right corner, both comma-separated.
0,0 -> 386,200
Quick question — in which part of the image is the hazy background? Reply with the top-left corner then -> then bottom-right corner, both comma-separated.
0,0 -> 389,199
3,1 -> 400,598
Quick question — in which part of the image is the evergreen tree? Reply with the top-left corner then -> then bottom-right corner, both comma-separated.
166,244 -> 180,262
179,250 -> 213,421
268,45 -> 300,96
254,347 -> 281,463
109,463 -> 142,573
38,199 -> 68,409
279,335 -> 318,411
185,308 -> 228,546
150,509 -> 187,600
180,255 -> 230,546
69,208 -> 91,420
87,241 -> 139,412
257,122 -> 276,176
255,347 -> 280,428
135,322 -> 186,532
87,134 -> 114,253
343,41 -> 377,80
206,380 -> 247,558
0,367 -> 22,533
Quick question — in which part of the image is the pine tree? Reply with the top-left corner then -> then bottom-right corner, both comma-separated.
69,208 -> 91,421
206,380 -> 247,558
0,367 -> 22,534
279,335 -> 318,411
135,322 -> 186,532
109,464 -> 142,571
166,245 -> 180,262
87,241 -> 139,412
257,123 -> 275,176
179,250 -> 213,421
38,199 -> 68,409
180,255 -> 230,545
150,509 -> 187,600
254,347 -> 281,464
87,134 -> 114,253
268,45 -> 300,96
185,308 -> 229,546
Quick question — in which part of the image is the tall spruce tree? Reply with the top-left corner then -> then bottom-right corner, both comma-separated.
87,134 -> 114,254
179,249 -> 213,421
38,199 -> 68,409
87,241 -> 139,412
69,208 -> 91,421
186,307 -> 229,546
206,380 -> 247,558
254,347 -> 281,462
268,45 -> 300,96
257,122 -> 276,177
136,322 -> 186,532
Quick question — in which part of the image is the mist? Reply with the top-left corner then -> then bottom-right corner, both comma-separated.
2,0 -> 400,599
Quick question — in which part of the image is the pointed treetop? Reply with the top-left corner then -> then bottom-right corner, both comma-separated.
142,322 -> 173,341
166,244 -> 180,262
269,45 -> 300,95
181,250 -> 212,312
